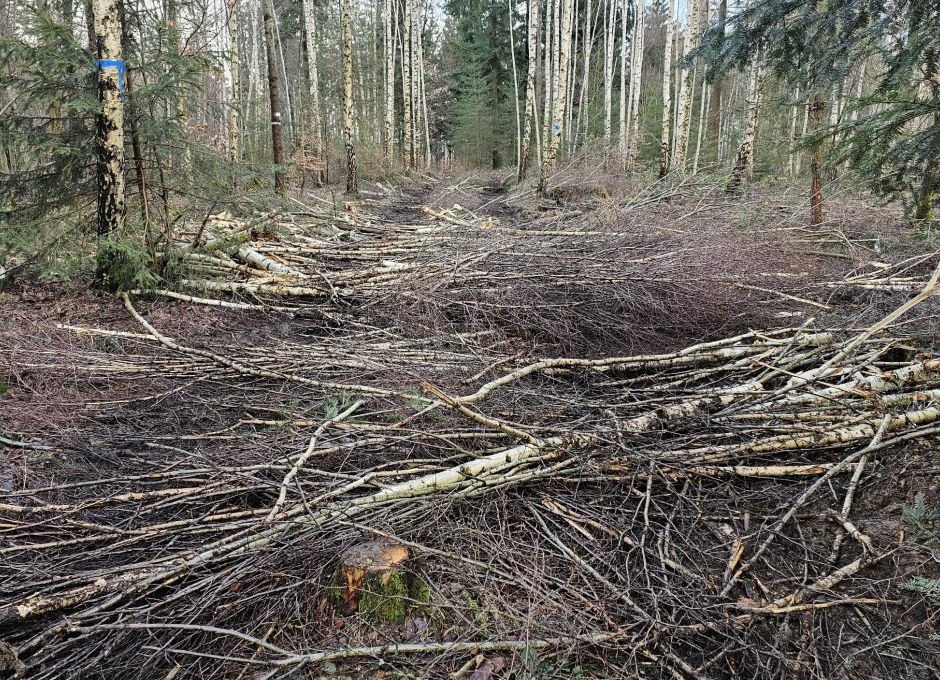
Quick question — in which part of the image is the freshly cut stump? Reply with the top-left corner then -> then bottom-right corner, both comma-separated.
330,540 -> 430,624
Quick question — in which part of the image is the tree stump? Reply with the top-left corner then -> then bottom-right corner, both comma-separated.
330,539 -> 430,624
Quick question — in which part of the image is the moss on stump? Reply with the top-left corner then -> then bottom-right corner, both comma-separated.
329,539 -> 430,624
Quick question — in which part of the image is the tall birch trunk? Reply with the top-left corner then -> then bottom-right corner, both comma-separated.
261,0 -> 285,194
301,0 -> 323,183
538,0 -> 574,194
383,0 -> 394,164
787,87 -> 800,177
402,0 -> 414,169
575,0 -> 595,143
673,0 -> 701,172
518,0 -> 540,180
342,0 -> 358,193
617,0 -> 627,164
726,54 -> 763,193
542,0 -> 555,156
626,0 -> 643,170
708,0 -> 726,159
91,0 -> 125,236
658,0 -> 676,178
227,0 -> 240,172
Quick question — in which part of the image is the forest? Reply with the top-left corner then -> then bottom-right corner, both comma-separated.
1,0 -> 940,677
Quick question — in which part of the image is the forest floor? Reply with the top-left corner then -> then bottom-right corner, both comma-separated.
2,171 -> 940,679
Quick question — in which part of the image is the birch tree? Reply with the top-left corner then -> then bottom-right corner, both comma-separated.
538,0 -> 574,194
342,0 -> 358,193
617,0 -> 628,164
727,54 -> 763,193
226,0 -> 240,173
383,0 -> 394,164
302,0 -> 323,184
673,0 -> 702,172
518,0 -> 540,180
91,0 -> 125,235
625,0 -> 643,170
659,0 -> 676,177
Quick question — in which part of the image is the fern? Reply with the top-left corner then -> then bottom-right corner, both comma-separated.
901,576 -> 940,606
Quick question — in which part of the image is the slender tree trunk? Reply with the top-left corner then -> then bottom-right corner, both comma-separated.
626,0 -> 643,170
692,70 -> 708,174
575,0 -> 593,143
227,0 -> 240,174
658,0 -> 676,178
91,0 -> 125,236
542,0 -> 555,157
301,0 -> 323,183
726,54 -> 762,193
602,0 -> 615,143
342,0 -> 358,193
673,0 -> 700,172
508,0 -> 521,169
617,0 -> 627,164
403,0 -> 414,168
538,0 -> 574,194
383,0 -> 394,164
787,86 -> 800,177
120,12 -> 148,230
518,0 -> 540,180
708,0 -> 726,159
809,91 -> 824,225
261,0 -> 285,194
165,0 -> 190,173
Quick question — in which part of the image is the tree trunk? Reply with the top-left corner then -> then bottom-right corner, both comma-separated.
658,0 -> 676,178
602,0 -> 616,143
538,0 -> 574,194
626,0 -> 643,170
301,0 -> 323,184
726,54 -> 762,193
402,0 -> 414,169
575,0 -> 595,143
261,0 -> 285,194
383,0 -> 395,165
617,0 -> 627,164
342,0 -> 358,194
518,0 -> 540,180
120,13 -> 148,231
673,0 -> 701,172
91,0 -> 125,236
809,91 -> 824,225
707,0 -> 726,160
227,0 -> 240,175
542,0 -> 555,157
509,0 -> 521,170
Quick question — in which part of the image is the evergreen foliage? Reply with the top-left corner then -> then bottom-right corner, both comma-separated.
701,0 -> 940,219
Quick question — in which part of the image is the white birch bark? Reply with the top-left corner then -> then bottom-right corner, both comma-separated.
727,54 -> 763,193
538,0 -> 574,193
226,0 -> 240,167
518,0 -> 540,179
342,0 -> 358,193
617,0 -> 627,162
383,0 -> 394,164
658,0 -> 676,177
673,0 -> 702,171
91,0 -> 125,235
626,0 -> 644,170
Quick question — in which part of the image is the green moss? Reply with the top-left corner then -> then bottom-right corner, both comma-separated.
331,569 -> 432,625
358,572 -> 409,624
